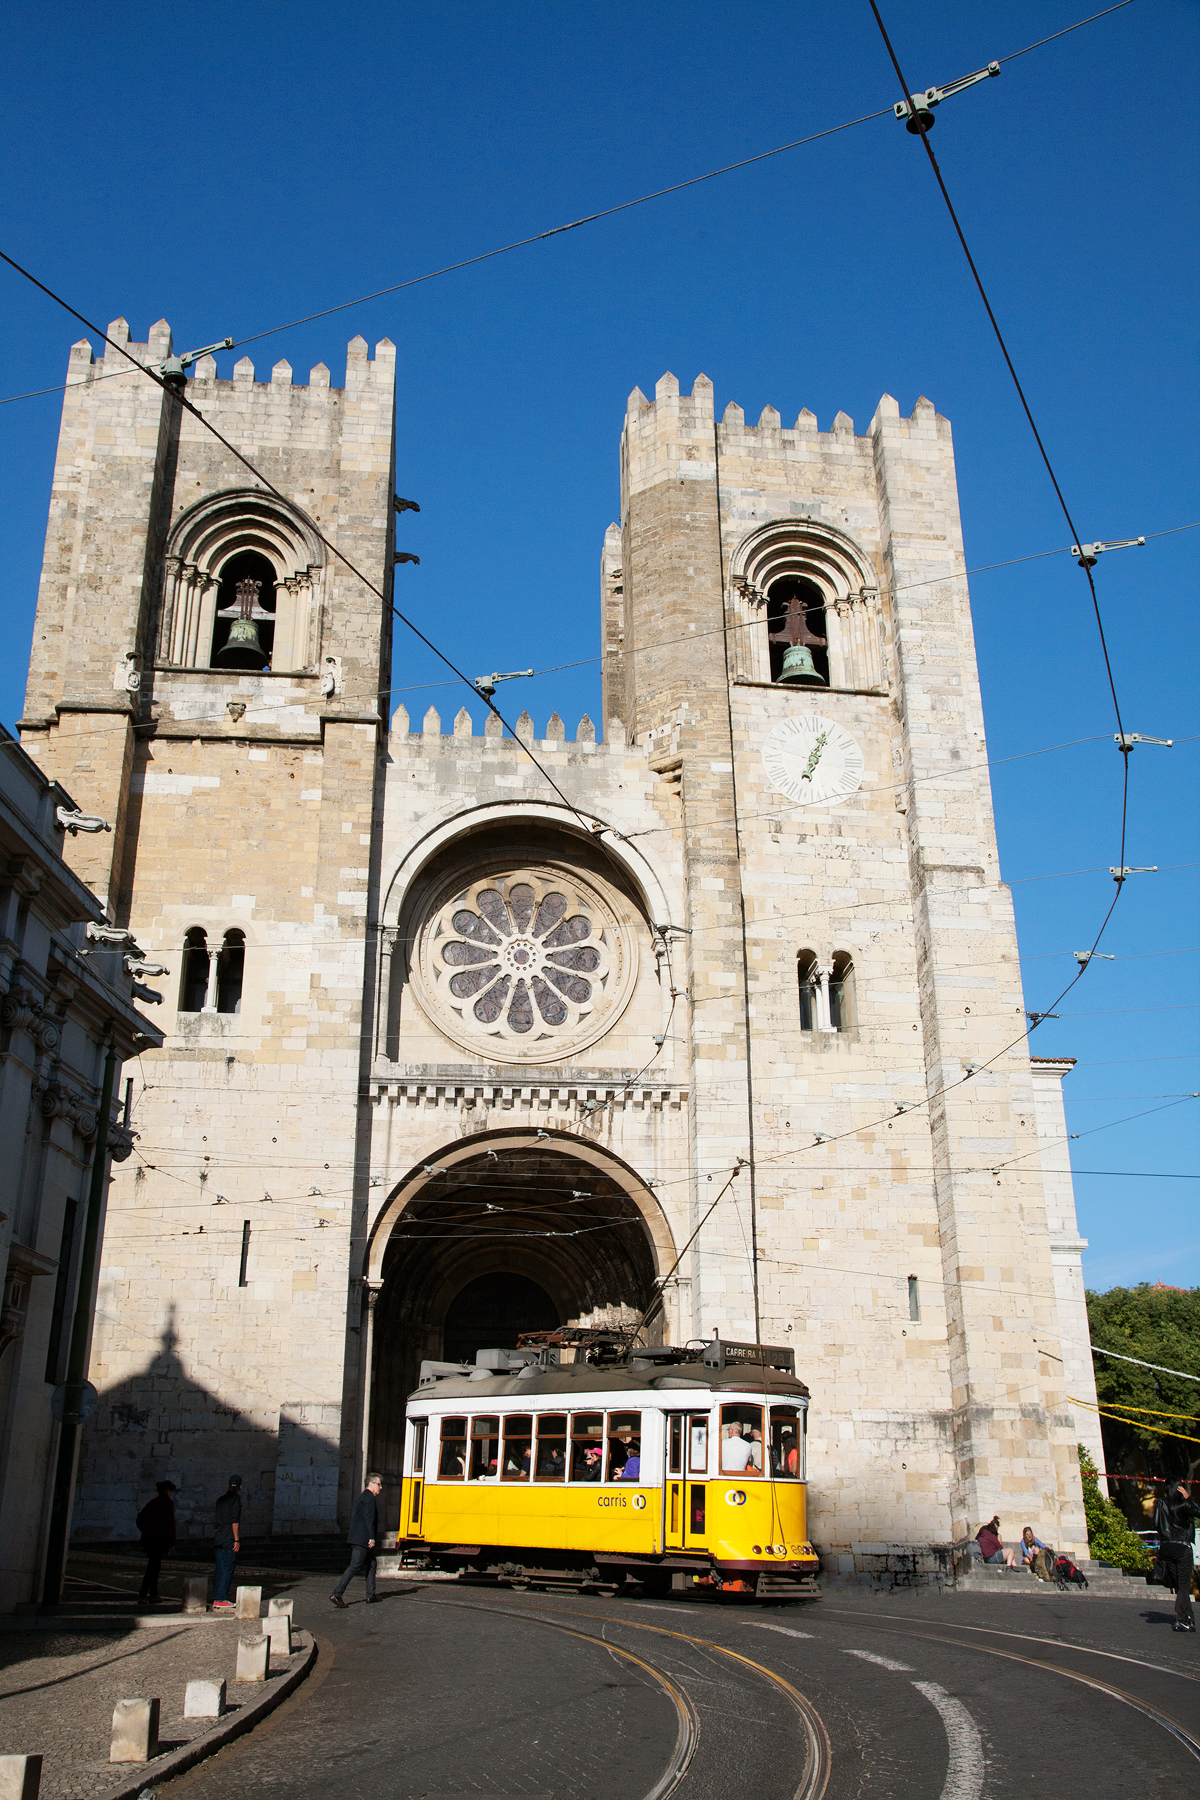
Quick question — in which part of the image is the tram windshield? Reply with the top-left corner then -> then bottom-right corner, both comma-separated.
571,1412 -> 604,1480
534,1413 -> 567,1480
770,1404 -> 804,1479
470,1416 -> 499,1480
502,1414 -> 532,1480
606,1411 -> 641,1480
720,1402 -> 764,1475
439,1416 -> 467,1479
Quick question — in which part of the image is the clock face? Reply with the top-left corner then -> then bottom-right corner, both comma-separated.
761,714 -> 866,808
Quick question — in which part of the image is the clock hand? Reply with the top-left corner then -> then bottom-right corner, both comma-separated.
801,730 -> 828,782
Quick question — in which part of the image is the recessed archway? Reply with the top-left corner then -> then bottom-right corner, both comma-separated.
363,1133 -> 671,1510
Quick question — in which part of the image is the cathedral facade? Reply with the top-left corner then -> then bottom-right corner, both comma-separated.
16,320 -> 1103,1580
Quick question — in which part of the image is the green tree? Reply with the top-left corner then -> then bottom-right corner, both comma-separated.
1085,1284 -> 1199,1489
1078,1447 -> 1151,1572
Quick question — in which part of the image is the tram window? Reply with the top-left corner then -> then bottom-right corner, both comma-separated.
439,1417 -> 467,1480
689,1486 -> 706,1535
470,1415 -> 500,1480
571,1412 -> 604,1481
720,1403 -> 764,1475
607,1412 -> 642,1481
503,1414 -> 533,1480
411,1419 -> 427,1475
534,1413 -> 567,1480
770,1405 -> 801,1478
688,1415 -> 708,1475
668,1416 -> 684,1476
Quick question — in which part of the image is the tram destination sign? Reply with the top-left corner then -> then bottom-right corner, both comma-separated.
702,1339 -> 795,1375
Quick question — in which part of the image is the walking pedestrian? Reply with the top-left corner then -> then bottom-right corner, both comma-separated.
1155,1477 -> 1200,1633
135,1480 -> 177,1603
211,1475 -> 243,1611
330,1473 -> 383,1608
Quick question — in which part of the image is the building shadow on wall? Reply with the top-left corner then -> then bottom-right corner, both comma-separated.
74,1307 -> 340,1545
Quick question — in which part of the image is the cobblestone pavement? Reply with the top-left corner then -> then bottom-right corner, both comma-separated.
0,1620 -> 304,1798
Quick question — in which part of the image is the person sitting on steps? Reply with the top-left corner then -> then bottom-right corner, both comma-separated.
975,1515 -> 1017,1568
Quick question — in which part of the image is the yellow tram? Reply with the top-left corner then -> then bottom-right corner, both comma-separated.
398,1335 -> 821,1600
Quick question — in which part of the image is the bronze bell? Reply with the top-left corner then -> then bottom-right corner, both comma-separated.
216,616 -> 266,668
778,644 -> 826,686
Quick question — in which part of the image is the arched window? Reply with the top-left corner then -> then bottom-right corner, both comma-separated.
210,550 -> 276,670
158,489 -> 325,672
797,951 -> 819,1032
767,578 -> 828,687
216,930 -> 245,1014
828,952 -> 856,1030
179,928 -> 209,1013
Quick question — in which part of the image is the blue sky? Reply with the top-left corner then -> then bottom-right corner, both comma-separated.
1,1 -> 1196,1289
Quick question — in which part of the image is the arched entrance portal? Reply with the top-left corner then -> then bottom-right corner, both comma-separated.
365,1137 -> 668,1495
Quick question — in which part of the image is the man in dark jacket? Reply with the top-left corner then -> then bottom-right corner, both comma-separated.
330,1473 -> 384,1608
211,1476 -> 243,1610
136,1480 -> 177,1603
1155,1478 -> 1200,1632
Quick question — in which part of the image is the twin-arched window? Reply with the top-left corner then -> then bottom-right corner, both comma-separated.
179,928 -> 245,1014
798,950 -> 856,1033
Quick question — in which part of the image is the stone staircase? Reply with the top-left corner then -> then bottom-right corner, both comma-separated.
954,1556 -> 1147,1597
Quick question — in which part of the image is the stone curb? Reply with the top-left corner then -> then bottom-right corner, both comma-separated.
59,1629 -> 316,1800
0,1614 -> 254,1634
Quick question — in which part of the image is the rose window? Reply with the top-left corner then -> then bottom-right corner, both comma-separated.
414,867 -> 634,1062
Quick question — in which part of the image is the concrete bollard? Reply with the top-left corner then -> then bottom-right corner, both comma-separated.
110,1698 -> 159,1764
184,1678 -> 227,1719
182,1576 -> 209,1614
267,1596 -> 293,1618
261,1614 -> 291,1656
236,1634 -> 270,1683
0,1756 -> 42,1800
234,1584 -> 262,1619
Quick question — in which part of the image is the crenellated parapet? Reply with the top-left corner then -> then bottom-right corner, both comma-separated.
389,705 -> 605,748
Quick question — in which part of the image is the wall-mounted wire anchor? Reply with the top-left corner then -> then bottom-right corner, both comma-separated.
1027,1010 -> 1059,1025
474,668 -> 533,700
1074,950 -> 1115,966
571,1190 -> 591,1199
652,1034 -> 685,1047
894,60 -> 999,132
1072,536 -> 1145,569
262,1191 -> 272,1202
1111,865 -> 1158,882
213,1195 -> 228,1205
1115,733 -> 1172,753
369,1175 -> 382,1185
668,987 -> 691,1001
812,1133 -> 831,1144
535,1129 -> 550,1140
154,337 -> 234,387
894,1103 -> 909,1115
962,1064 -> 980,1077
309,1186 -> 323,1196
422,1164 -> 447,1176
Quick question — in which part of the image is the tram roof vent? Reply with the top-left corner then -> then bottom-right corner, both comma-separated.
417,1359 -> 475,1385
475,1347 -> 546,1372
702,1336 -> 796,1375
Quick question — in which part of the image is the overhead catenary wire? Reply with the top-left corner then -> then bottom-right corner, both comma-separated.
0,5 -> 1139,410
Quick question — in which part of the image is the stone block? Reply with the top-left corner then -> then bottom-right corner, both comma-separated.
262,1614 -> 292,1655
0,1756 -> 42,1800
267,1596 -> 294,1618
182,1575 -> 208,1613
235,1584 -> 262,1619
236,1634 -> 270,1683
184,1678 -> 226,1719
110,1698 -> 159,1763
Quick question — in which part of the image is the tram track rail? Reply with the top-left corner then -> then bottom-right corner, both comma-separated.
430,1591 -> 832,1800
818,1607 -> 1200,1766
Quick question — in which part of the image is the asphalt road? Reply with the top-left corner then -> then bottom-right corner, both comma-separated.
158,1575 -> 1200,1800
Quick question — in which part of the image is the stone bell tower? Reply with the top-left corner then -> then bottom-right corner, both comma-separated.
18,321 -> 398,1539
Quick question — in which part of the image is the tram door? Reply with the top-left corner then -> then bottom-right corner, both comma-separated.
663,1412 -> 709,1550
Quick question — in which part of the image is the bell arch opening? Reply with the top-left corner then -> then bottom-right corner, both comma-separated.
364,1138 -> 667,1513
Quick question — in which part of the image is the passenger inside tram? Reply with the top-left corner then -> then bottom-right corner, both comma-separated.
617,1439 -> 641,1480
535,1415 -> 567,1480
721,1420 -> 753,1472
572,1413 -> 604,1480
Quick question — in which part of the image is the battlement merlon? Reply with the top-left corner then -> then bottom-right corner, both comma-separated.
65,321 -> 396,399
619,372 -> 954,512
